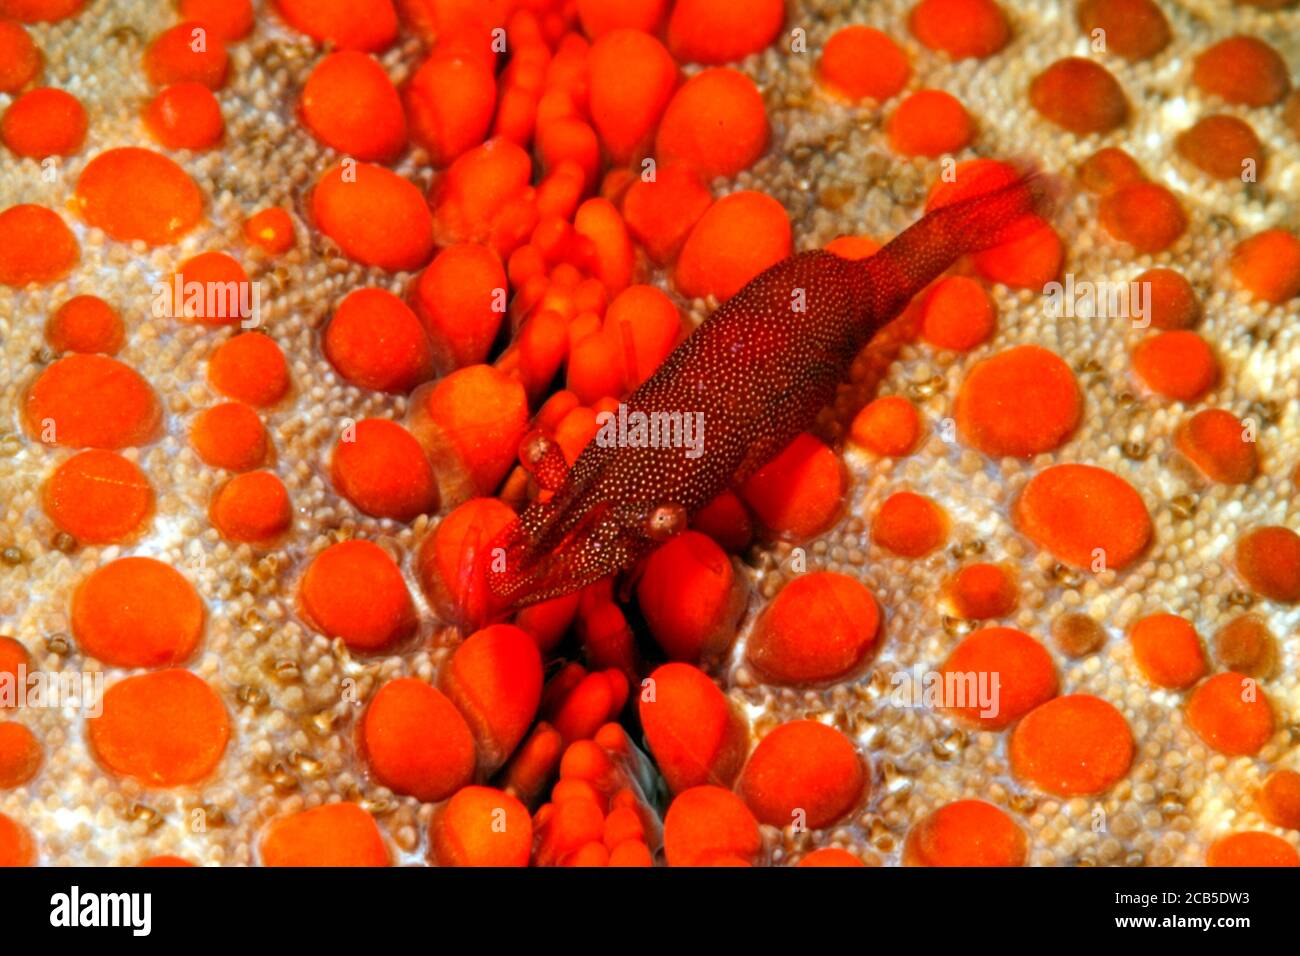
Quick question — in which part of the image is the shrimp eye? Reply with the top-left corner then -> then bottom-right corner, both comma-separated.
519,429 -> 555,467
645,503 -> 687,541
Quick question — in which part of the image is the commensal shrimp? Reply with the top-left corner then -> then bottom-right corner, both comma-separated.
483,168 -> 1052,612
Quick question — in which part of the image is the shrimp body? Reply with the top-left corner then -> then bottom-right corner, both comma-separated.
485,173 -> 1047,611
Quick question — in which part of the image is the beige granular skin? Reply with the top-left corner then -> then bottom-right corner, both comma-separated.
0,0 -> 1297,866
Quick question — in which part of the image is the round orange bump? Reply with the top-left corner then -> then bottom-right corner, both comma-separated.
144,21 -> 228,88
1137,268 -> 1200,330
1193,35 -> 1290,107
1031,58 -> 1128,134
273,0 -> 396,52
639,662 -> 747,794
1259,770 -> 1300,830
851,395 -> 921,457
739,432 -> 844,540
920,276 -> 995,352
46,295 -> 123,355
637,530 -> 743,663
431,786 -> 532,867
941,627 -> 1057,728
0,20 -> 41,92
1010,694 -> 1134,796
415,497 -> 516,628
325,289 -> 434,395
1176,115 -> 1264,182
1129,614 -> 1206,690
331,418 -> 437,522
655,68 -> 768,180
738,721 -> 865,829
301,51 -> 405,162
972,217 -> 1062,290
675,190 -> 790,302
361,677 -> 475,802
908,0 -> 1009,59
75,147 -> 204,245
1236,527 -> 1300,603
589,28 -> 678,165
666,0 -> 783,65
71,559 -> 203,668
535,119 -> 600,196
409,242 -> 507,373
1077,146 -> 1143,196
1098,181 -> 1186,254
408,364 -> 529,501
442,624 -> 543,769
577,0 -> 668,37
825,235 -> 881,260
872,491 -> 948,558
1131,330 -> 1217,402
0,723 -> 41,788
0,812 -> 35,866
944,563 -> 1017,620
0,0 -> 83,22
172,252 -> 252,325
1175,408 -> 1258,485
747,572 -> 880,685
0,203 -> 77,286
88,670 -> 230,786
550,670 -> 629,746
260,803 -> 389,867
1207,832 -> 1298,868
243,206 -> 295,255
886,89 -> 972,157
427,137 -> 533,253
819,26 -> 909,102
691,490 -> 753,554
575,199 -> 635,299
179,0 -> 253,41
0,637 -> 29,710
1,87 -> 85,157
904,800 -> 1027,867
208,333 -> 289,406
138,855 -> 194,867
144,81 -> 224,150
191,402 -> 268,472
1230,229 -> 1300,304
25,354 -> 160,449
404,51 -> 496,167
1014,464 -> 1151,571
1213,615 -> 1275,677
622,164 -> 712,266
663,785 -> 761,867
311,162 -> 434,272
300,540 -> 416,652
955,346 -> 1080,458
209,470 -> 291,544
44,449 -> 152,543
1076,0 -> 1169,60
1186,672 -> 1273,756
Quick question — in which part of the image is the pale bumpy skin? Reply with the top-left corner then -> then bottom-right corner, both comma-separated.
0,0 -> 1297,867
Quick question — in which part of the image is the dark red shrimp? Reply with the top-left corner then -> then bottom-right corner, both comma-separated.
484,169 -> 1052,612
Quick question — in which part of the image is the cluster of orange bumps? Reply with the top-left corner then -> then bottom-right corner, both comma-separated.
1,0 -> 1300,868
